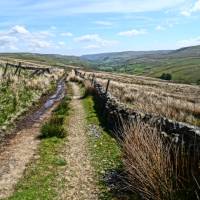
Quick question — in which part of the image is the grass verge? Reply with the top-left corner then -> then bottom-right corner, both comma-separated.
7,95 -> 71,200
83,95 -> 124,199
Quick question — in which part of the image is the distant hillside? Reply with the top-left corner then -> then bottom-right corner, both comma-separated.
0,53 -> 90,68
82,45 -> 200,84
81,50 -> 171,61
1,45 -> 200,84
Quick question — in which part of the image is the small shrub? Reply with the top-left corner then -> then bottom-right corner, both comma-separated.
41,122 -> 66,138
160,73 -> 172,80
40,97 -> 70,138
54,157 -> 67,166
53,97 -> 70,115
196,79 -> 200,85
49,115 -> 64,126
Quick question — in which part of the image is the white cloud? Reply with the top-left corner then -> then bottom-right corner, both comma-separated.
10,25 -> 30,35
0,0 -> 186,17
94,21 -> 113,26
118,29 -> 146,37
39,31 -> 55,37
25,0 -> 187,14
0,35 -> 18,49
29,39 -> 51,49
181,0 -> 200,16
155,25 -> 166,31
56,41 -> 67,48
192,0 -> 200,12
75,34 -> 118,49
58,41 -> 65,46
61,32 -> 73,37
84,44 -> 101,49
50,26 -> 57,30
75,34 -> 101,43
0,25 -> 56,51
177,36 -> 200,47
181,10 -> 191,16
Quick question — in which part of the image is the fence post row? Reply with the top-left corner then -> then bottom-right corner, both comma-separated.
2,61 -> 51,78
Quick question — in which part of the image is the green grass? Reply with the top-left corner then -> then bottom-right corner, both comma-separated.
7,96 -> 71,200
0,70 -> 57,130
0,81 -> 40,126
86,46 -> 200,84
7,137 -> 65,200
83,95 -> 124,199
0,53 -> 90,69
95,57 -> 200,84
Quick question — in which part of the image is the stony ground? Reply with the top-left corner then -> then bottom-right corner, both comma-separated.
57,82 -> 98,200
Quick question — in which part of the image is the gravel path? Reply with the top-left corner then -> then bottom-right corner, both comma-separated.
58,82 -> 98,200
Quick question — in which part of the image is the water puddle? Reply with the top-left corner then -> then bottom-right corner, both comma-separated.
32,79 -> 65,121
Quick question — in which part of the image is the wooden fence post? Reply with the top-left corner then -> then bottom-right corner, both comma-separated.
30,69 -> 40,78
47,68 -> 51,74
18,67 -> 22,76
14,62 -> 21,75
91,74 -> 95,86
3,63 -> 8,77
105,79 -> 110,95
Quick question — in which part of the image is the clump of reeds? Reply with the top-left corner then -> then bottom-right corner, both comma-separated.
120,122 -> 200,200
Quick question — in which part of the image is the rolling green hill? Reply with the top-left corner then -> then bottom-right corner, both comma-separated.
82,45 -> 200,84
1,45 -> 200,84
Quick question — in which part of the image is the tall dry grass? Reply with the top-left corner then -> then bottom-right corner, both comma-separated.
0,65 -> 64,128
81,71 -> 200,126
105,80 -> 200,125
120,122 -> 200,200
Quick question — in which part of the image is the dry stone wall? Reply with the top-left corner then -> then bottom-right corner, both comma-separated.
76,70 -> 200,148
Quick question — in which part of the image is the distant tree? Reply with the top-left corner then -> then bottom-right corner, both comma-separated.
196,79 -> 200,85
160,73 -> 172,80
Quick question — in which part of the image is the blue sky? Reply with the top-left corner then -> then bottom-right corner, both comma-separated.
0,0 -> 200,55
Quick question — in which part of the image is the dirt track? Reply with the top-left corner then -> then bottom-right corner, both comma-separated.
57,82 -> 98,200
